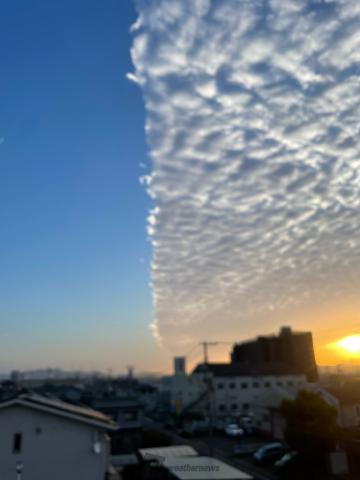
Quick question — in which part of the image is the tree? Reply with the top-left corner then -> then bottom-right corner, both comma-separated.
281,390 -> 338,459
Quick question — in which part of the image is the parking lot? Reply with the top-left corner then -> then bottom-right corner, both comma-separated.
148,420 -> 278,480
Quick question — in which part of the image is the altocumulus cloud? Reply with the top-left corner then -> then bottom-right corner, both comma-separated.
130,0 -> 360,350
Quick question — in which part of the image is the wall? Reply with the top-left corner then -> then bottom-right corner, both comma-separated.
211,374 -> 306,417
339,404 -> 360,428
0,405 -> 109,480
161,374 -> 206,413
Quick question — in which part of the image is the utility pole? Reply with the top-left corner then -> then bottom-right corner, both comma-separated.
200,341 -> 218,364
199,341 -> 218,457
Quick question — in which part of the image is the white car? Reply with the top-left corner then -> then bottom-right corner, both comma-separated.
224,423 -> 244,437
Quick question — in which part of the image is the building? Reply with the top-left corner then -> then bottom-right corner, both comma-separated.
91,395 -> 144,431
251,387 -> 295,439
161,357 -> 206,415
309,382 -> 360,428
231,326 -> 318,381
0,393 -> 117,480
192,362 -> 307,424
138,445 -> 252,480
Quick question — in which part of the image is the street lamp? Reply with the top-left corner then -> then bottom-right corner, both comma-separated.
15,461 -> 23,480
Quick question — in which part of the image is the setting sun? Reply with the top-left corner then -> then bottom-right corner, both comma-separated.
336,335 -> 360,355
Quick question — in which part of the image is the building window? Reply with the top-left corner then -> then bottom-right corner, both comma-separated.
217,383 -> 224,390
231,403 -> 238,410
229,382 -> 236,389
243,403 -> 249,411
13,433 -> 22,454
287,381 -> 294,387
241,382 -> 248,389
277,381 -> 283,387
218,404 -> 226,412
356,405 -> 360,416
123,411 -> 138,421
265,381 -> 271,388
253,382 -> 259,388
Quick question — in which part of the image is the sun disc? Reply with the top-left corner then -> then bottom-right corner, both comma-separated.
336,335 -> 360,355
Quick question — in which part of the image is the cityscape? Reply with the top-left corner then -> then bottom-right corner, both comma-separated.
1,0 -> 360,479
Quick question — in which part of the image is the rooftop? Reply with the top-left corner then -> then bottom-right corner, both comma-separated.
192,362 -> 304,377
139,445 -> 198,460
162,456 -> 252,480
0,393 -> 118,430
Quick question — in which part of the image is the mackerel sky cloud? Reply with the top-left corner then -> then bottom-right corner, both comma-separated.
131,0 -> 360,351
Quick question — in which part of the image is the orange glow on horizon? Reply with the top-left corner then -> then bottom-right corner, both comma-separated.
331,335 -> 360,357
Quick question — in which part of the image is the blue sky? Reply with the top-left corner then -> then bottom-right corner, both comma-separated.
0,0 -> 165,372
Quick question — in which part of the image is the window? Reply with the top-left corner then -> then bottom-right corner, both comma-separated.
241,382 -> 248,389
218,404 -> 226,412
356,405 -> 360,416
265,381 -> 271,388
253,382 -> 259,388
287,381 -> 294,387
229,382 -> 236,389
123,411 -> 138,421
231,403 -> 238,410
217,383 -> 224,390
277,381 -> 283,387
13,433 -> 22,454
243,403 -> 249,411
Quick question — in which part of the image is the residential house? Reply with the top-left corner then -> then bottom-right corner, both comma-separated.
0,393 -> 117,480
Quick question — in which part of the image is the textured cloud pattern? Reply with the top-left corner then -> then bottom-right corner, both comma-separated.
131,0 -> 360,349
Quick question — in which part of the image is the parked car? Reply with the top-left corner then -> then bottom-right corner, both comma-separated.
224,423 -> 244,437
238,416 -> 254,435
233,442 -> 264,457
274,451 -> 298,469
253,442 -> 287,465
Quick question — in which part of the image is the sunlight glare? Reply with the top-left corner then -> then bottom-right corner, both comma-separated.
336,335 -> 360,355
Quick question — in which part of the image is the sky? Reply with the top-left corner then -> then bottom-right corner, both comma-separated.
130,0 -> 360,366
1,0 -> 360,374
0,0 -> 166,373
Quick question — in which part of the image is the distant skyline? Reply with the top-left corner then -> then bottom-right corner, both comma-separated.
1,0 -> 360,374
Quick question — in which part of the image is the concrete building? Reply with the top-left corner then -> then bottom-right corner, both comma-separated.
192,362 -> 307,423
161,358 -> 206,415
231,326 -> 318,382
0,393 -> 117,480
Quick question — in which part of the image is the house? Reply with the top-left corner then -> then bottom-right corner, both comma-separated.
91,395 -> 144,430
0,393 -> 117,480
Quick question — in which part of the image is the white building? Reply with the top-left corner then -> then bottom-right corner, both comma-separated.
162,358 -> 206,414
0,394 -> 118,480
192,363 -> 307,423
